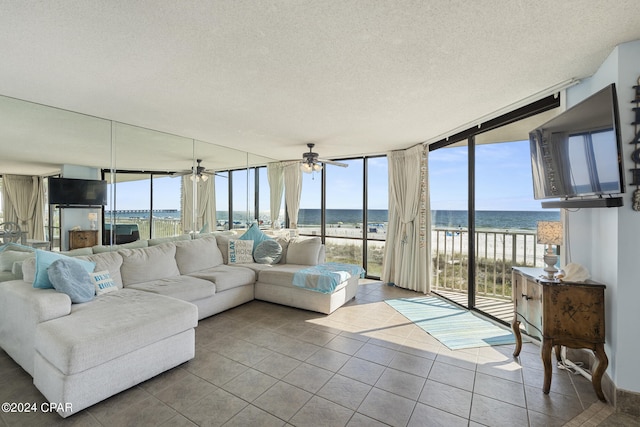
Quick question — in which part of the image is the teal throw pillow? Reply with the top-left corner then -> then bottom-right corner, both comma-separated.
238,223 -> 272,252
33,250 -> 96,289
253,240 -> 283,265
47,258 -> 96,303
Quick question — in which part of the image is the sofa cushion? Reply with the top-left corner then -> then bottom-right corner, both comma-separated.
0,250 -> 33,272
127,275 -> 216,302
33,250 -> 96,289
60,247 -> 94,256
238,223 -> 273,252
228,240 -> 254,264
188,265 -> 255,292
92,240 -> 148,253
90,270 -> 118,296
119,244 -> 180,285
148,234 -> 192,246
47,258 -> 95,303
76,251 -> 124,288
285,237 -> 322,265
35,288 -> 197,375
253,239 -> 283,265
258,264 -> 312,286
174,236 -> 223,274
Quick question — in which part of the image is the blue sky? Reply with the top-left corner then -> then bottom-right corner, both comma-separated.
107,141 -> 542,211
429,139 -> 544,211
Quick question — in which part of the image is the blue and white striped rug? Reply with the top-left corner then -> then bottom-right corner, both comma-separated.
386,296 -> 515,350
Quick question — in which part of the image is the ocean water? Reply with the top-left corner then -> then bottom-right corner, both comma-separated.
107,209 -> 560,231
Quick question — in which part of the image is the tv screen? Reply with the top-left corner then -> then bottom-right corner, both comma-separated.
529,84 -> 624,201
48,178 -> 108,206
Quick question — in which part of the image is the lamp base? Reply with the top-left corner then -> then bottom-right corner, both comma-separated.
543,253 -> 558,279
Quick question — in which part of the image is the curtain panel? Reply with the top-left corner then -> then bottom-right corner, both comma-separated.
283,161 -> 302,229
267,162 -> 285,228
2,174 -> 46,240
181,175 -> 215,233
381,145 -> 430,293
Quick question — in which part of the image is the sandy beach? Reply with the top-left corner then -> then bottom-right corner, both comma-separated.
298,225 -> 546,268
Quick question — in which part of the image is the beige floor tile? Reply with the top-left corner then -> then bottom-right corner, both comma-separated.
282,362 -> 333,393
358,387 -> 415,427
252,381 -> 312,421
375,367 -> 426,400
316,374 -> 372,410
289,396 -> 354,427
221,368 -> 278,402
305,347 -> 351,372
408,402 -> 469,427
180,388 -> 247,426
418,379 -> 473,419
337,357 -> 386,385
470,394 -> 529,427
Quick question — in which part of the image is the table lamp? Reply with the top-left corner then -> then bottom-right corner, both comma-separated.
537,221 -> 563,279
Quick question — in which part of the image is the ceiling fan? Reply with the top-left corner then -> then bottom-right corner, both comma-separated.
300,143 -> 348,173
172,159 -> 215,181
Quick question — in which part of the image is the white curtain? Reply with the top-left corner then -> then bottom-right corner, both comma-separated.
2,174 -> 46,240
267,162 -> 285,228
181,175 -> 215,233
382,145 -> 430,293
283,161 -> 302,229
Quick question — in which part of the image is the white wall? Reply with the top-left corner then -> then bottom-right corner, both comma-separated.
565,40 -> 640,393
60,165 -> 101,250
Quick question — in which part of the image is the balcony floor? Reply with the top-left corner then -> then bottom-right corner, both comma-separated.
433,289 -> 513,324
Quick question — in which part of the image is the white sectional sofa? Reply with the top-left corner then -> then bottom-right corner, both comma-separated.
0,231 -> 360,417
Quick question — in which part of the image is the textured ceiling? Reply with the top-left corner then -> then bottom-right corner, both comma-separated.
1,1 -> 640,175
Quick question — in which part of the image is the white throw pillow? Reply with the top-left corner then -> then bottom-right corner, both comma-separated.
90,270 -> 118,295
228,239 -> 254,264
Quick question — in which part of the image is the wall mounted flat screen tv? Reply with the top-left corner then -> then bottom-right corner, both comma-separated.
48,178 -> 108,206
529,84 -> 624,208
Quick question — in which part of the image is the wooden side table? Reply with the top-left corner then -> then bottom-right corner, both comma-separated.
512,267 -> 608,401
69,230 -> 98,250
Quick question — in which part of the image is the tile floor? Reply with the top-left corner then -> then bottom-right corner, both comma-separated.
0,281 -> 631,426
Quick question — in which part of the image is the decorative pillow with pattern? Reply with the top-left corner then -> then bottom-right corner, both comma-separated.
228,239 -> 254,264
90,270 -> 118,296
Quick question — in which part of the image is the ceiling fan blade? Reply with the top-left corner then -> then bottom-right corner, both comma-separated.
318,158 -> 349,168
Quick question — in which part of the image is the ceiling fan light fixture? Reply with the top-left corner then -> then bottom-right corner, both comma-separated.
313,163 -> 322,172
300,162 -> 313,173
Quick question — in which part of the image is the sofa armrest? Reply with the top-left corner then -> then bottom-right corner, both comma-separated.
0,280 -> 71,376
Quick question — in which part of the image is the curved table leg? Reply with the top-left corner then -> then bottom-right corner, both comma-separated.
512,318 -> 522,357
542,338 -> 553,394
592,344 -> 609,402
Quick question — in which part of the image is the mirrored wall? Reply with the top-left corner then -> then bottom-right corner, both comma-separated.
0,93 -> 275,250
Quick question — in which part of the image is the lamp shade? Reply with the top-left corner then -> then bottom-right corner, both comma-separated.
87,213 -> 98,221
537,221 -> 563,245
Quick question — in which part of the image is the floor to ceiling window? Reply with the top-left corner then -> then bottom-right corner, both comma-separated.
366,156 -> 388,277
429,142 -> 470,306
104,172 -> 182,241
297,155 -> 388,279
215,171 -> 229,230
325,159 -> 364,267
298,169 -> 322,236
428,95 -> 561,322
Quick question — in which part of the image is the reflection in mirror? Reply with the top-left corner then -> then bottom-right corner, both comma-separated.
0,94 -> 111,250
0,94 -> 277,250
108,123 -> 193,244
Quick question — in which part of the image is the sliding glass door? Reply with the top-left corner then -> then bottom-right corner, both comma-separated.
428,95 -> 562,321
429,141 -> 470,308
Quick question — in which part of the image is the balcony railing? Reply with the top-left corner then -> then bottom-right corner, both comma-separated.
431,227 -> 546,300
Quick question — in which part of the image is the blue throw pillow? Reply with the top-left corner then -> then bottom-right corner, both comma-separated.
253,240 -> 283,265
33,250 -> 96,289
238,223 -> 273,252
47,258 -> 96,303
